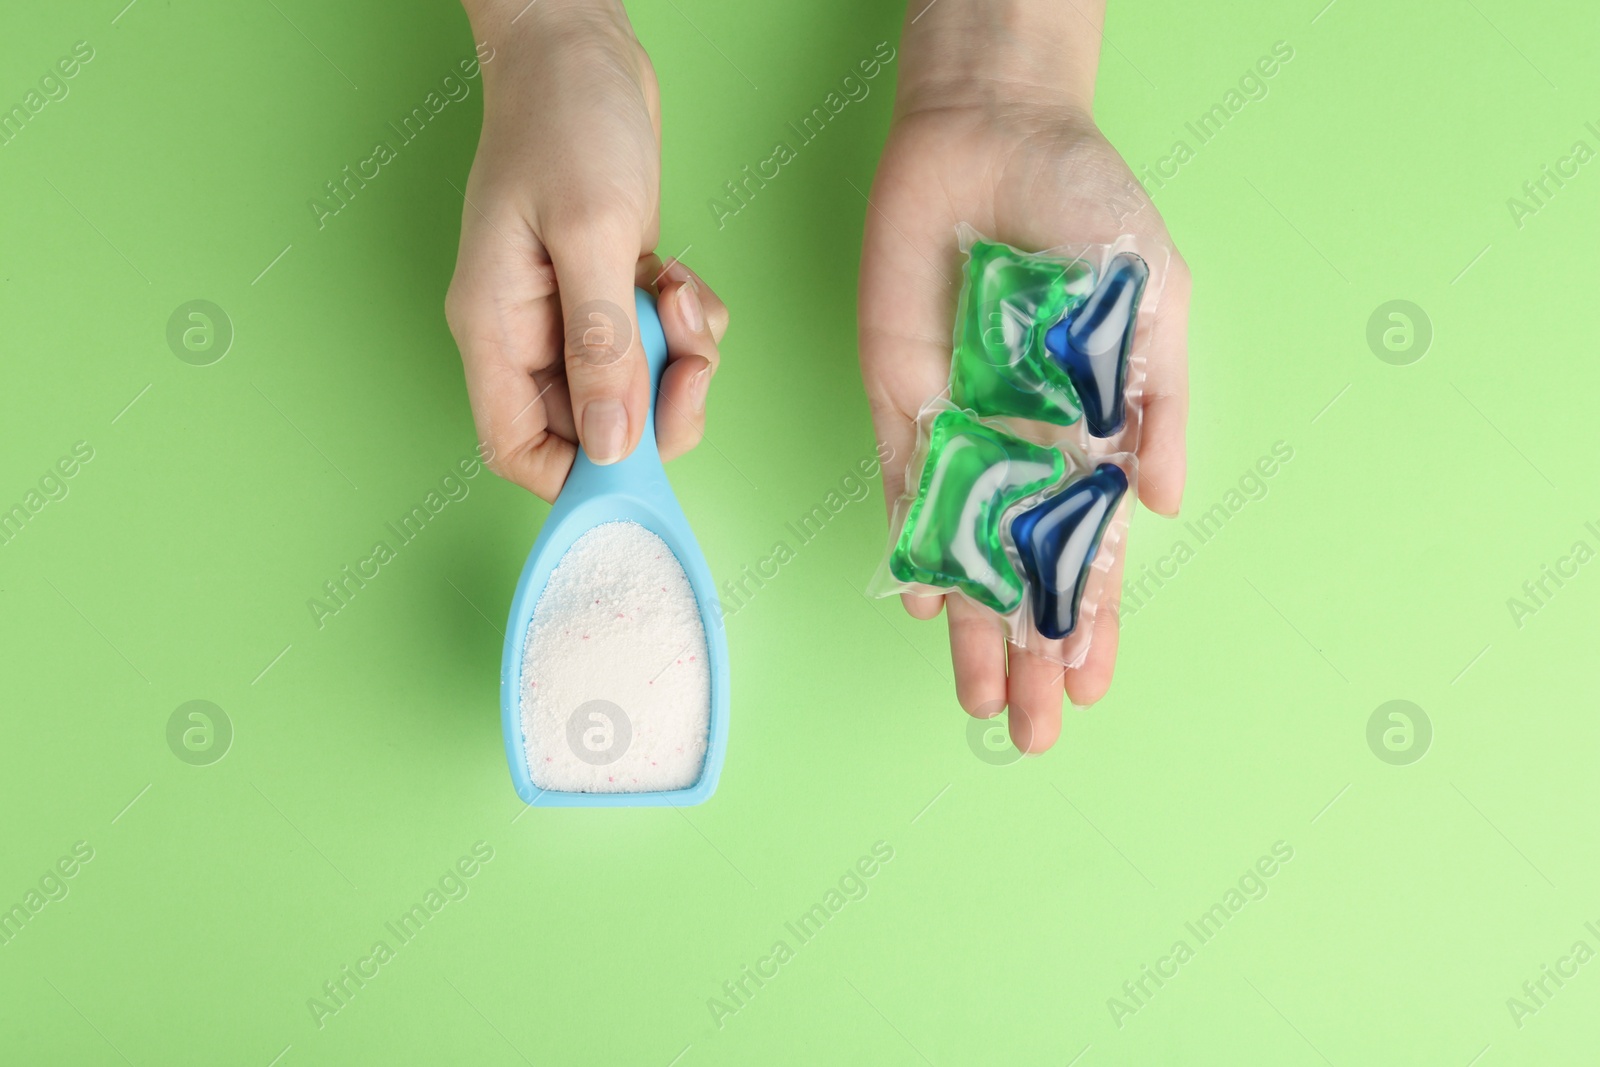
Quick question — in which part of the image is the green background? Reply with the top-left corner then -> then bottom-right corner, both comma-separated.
2,0 -> 1597,1063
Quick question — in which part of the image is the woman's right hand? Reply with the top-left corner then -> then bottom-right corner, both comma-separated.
448,0 -> 728,501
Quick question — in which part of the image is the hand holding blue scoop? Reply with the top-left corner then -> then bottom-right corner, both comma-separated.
500,289 -> 730,808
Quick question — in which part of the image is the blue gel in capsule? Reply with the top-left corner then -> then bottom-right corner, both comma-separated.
1009,463 -> 1128,639
1044,253 -> 1149,437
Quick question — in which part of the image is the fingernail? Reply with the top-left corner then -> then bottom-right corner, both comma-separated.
582,400 -> 628,465
679,280 -> 705,333
688,367 -> 710,413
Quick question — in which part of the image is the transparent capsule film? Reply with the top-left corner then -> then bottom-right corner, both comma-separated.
950,224 -> 1168,460
871,402 -> 1065,615
870,400 -> 1136,669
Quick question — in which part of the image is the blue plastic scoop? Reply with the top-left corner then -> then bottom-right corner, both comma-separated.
499,288 -> 729,808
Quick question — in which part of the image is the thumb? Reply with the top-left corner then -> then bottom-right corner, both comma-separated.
549,235 -> 647,466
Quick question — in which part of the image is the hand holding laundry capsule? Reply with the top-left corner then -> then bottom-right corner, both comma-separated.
447,0 -> 729,502
859,0 -> 1192,753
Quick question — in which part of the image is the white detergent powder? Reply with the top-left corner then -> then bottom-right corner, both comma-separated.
522,521 -> 710,793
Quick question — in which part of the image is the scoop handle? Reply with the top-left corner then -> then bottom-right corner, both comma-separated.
562,288 -> 670,502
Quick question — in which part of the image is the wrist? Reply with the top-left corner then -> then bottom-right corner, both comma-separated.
894,0 -> 1101,117
462,0 -> 628,39
462,0 -> 638,102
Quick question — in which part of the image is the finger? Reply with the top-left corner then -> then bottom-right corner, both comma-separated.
1064,546 -> 1124,706
654,264 -> 719,461
901,591 -> 944,621
859,343 -> 951,522
856,165 -> 960,520
1136,252 -> 1191,516
1006,642 -> 1065,754
870,313 -> 940,630
655,354 -> 711,460
529,365 -> 575,441
657,260 -> 721,377
948,596 -> 1007,717
460,351 -> 575,501
661,259 -> 729,342
545,213 -> 650,466
445,211 -> 573,501
635,253 -> 665,296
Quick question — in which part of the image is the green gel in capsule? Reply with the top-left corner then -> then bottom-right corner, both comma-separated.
889,409 -> 1065,613
949,240 -> 1096,425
